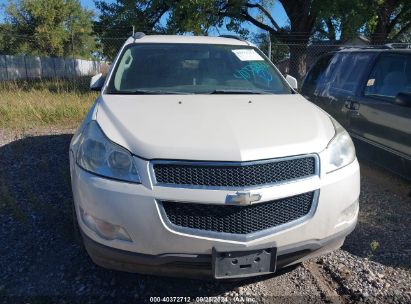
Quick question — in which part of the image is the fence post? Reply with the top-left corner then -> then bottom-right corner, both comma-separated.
24,55 -> 29,79
267,32 -> 271,61
4,55 -> 9,81
64,57 -> 67,78
39,56 -> 42,80
52,56 -> 56,78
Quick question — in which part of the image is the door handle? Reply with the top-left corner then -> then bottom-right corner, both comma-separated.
344,100 -> 360,111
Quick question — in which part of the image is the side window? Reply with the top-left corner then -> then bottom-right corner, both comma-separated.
364,54 -> 411,100
328,53 -> 370,93
114,49 -> 133,90
301,54 -> 334,95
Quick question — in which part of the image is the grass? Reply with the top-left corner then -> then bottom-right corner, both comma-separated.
0,78 -> 97,130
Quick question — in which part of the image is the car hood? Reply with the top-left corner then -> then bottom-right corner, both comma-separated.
96,94 -> 334,161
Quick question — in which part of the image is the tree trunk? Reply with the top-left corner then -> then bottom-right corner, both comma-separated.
279,1 -> 316,80
238,0 -> 317,79
371,15 -> 389,45
288,44 -> 308,81
370,0 -> 398,45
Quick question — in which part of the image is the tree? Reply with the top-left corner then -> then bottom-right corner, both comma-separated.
314,0 -> 373,42
366,0 -> 411,44
94,0 -> 324,78
65,0 -> 97,58
94,0 -> 177,59
2,0 -> 95,57
252,32 -> 289,63
314,0 -> 411,44
203,1 -> 324,79
158,0 -> 324,79
166,0 -> 248,36
0,24 -> 15,54
94,0 -> 411,77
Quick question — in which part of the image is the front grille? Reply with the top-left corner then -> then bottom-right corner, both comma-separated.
162,192 -> 314,235
153,156 -> 316,188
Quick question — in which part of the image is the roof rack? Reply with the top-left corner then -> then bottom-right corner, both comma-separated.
384,43 -> 411,49
337,44 -> 409,50
133,32 -> 145,40
337,45 -> 392,51
219,35 -> 246,42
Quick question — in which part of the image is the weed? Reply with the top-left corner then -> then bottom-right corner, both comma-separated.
367,240 -> 380,260
0,78 -> 96,130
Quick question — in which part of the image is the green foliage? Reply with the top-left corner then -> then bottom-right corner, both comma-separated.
1,0 -> 410,61
94,0 -> 176,59
253,32 -> 289,63
0,0 -> 95,58
314,0 -> 373,42
0,24 -> 15,54
167,0 -> 221,35
167,0 -> 248,36
366,0 -> 411,43
93,0 -> 250,59
368,240 -> 380,259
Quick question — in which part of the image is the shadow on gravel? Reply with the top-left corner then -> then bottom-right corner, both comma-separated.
0,134 -> 289,301
342,163 -> 411,270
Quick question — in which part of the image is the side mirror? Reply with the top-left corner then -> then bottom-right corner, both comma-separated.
395,92 -> 411,107
90,73 -> 105,91
285,75 -> 298,90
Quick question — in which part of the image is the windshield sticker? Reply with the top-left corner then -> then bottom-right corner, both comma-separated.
232,49 -> 264,61
233,62 -> 273,83
367,79 -> 375,86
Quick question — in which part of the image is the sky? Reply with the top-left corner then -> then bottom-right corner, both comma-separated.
0,0 -> 290,35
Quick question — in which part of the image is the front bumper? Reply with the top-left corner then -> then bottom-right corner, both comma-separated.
81,221 -> 355,278
70,153 -> 360,277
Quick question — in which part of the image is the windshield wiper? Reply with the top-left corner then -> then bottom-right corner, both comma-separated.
112,89 -> 191,95
206,89 -> 274,94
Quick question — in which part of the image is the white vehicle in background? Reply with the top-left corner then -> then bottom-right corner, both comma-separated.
69,33 -> 360,279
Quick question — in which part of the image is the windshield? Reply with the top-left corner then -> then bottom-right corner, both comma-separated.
107,43 -> 292,94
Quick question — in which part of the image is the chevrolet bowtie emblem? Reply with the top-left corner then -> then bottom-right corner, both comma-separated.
226,192 -> 262,205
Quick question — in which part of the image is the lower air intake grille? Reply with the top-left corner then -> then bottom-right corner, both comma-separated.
161,192 -> 314,235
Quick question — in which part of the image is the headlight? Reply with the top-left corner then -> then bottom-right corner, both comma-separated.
76,121 -> 141,183
325,117 -> 356,173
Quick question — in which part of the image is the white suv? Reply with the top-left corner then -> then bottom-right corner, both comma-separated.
70,33 -> 360,279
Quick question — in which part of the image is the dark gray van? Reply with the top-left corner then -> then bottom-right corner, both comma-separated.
301,48 -> 411,180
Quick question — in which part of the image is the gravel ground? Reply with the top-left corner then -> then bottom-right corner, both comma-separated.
0,128 -> 410,304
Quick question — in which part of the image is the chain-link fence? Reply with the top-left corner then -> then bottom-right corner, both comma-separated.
252,34 -> 411,80
1,33 -> 410,130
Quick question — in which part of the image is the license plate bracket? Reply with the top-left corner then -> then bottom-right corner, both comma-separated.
212,247 -> 277,279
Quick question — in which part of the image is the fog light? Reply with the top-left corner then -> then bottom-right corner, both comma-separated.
339,200 -> 359,223
80,207 -> 132,242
